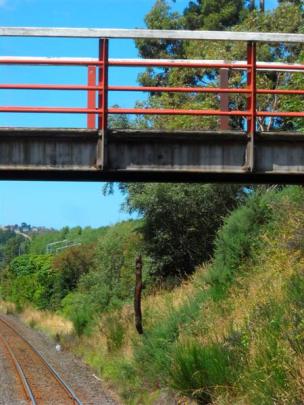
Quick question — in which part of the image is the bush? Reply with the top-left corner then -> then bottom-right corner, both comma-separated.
101,313 -> 125,352
76,220 -> 146,314
61,292 -> 95,336
4,254 -> 58,310
71,308 -> 92,337
169,341 -> 233,404
206,192 -> 272,286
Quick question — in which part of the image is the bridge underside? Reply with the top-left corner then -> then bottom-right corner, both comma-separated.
0,128 -> 304,184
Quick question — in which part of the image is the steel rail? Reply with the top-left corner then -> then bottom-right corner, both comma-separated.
0,333 -> 36,405
0,316 -> 83,405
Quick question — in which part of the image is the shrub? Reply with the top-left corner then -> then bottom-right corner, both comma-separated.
169,341 -> 233,404
101,313 -> 125,352
71,306 -> 92,337
61,292 -> 95,336
206,192 -> 272,286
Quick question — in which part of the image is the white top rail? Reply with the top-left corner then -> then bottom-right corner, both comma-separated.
0,27 -> 304,43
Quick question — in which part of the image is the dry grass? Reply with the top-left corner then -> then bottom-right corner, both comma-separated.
20,307 -> 73,338
0,300 -> 16,315
181,213 -> 304,347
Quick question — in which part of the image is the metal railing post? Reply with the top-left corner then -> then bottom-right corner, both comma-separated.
246,41 -> 257,171
97,38 -> 109,168
247,41 -> 257,136
87,65 -> 96,128
98,38 -> 109,131
219,67 -> 229,130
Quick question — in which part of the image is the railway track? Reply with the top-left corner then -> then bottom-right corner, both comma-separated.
0,316 -> 83,404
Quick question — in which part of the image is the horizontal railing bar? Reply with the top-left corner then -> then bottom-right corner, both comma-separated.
258,89 -> 304,95
0,84 -> 250,93
0,106 -> 303,118
257,111 -> 304,117
0,27 -> 304,43
110,86 -> 250,93
1,84 -> 303,95
0,56 -> 250,69
257,63 -> 304,71
0,56 -> 303,72
0,57 -> 102,66
0,84 -> 100,90
109,60 -> 251,69
0,107 -> 100,113
0,106 -> 249,115
110,108 -> 304,117
109,108 -> 249,116
110,87 -> 304,95
110,59 -> 304,72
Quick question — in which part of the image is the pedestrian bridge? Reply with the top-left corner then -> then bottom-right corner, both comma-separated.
0,27 -> 304,183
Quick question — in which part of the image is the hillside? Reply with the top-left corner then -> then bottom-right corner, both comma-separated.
79,186 -> 303,404
2,186 -> 304,404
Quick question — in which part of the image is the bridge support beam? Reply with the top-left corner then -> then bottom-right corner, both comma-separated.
0,128 -> 304,183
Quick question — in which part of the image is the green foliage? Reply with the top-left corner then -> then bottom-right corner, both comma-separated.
135,0 -> 304,132
58,220 -> 145,329
169,341 -> 233,403
62,292 -> 94,336
206,191 -> 272,286
104,186 -> 304,403
2,254 -> 57,309
135,0 -> 247,131
120,183 -> 244,279
0,231 -> 29,267
29,225 -> 108,254
101,313 -> 125,352
52,244 -> 95,304
183,0 -> 246,30
131,290 -> 210,389
136,0 -> 184,60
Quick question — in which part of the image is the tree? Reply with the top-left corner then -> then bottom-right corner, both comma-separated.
136,0 -> 304,132
3,235 -> 28,265
3,254 -> 56,309
52,244 -> 95,302
61,221 -> 145,321
120,184 -> 244,279
183,0 -> 245,30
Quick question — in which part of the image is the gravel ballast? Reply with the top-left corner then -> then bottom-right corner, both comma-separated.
0,314 -> 119,405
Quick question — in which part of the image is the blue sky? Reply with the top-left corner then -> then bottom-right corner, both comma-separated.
0,0 -> 278,229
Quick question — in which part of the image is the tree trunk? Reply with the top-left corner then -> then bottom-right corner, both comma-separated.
249,0 -> 255,11
260,0 -> 265,12
134,255 -> 143,334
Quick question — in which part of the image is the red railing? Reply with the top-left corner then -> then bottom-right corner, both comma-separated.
0,38 -> 304,132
